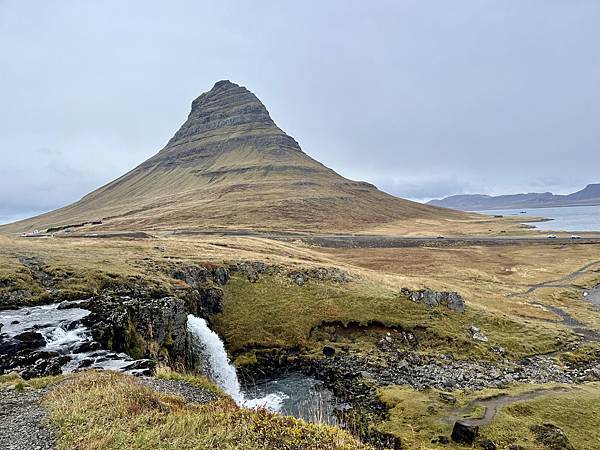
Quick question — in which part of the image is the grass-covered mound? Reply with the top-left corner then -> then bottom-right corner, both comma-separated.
42,371 -> 370,450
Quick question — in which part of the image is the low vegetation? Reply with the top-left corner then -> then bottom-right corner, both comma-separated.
376,382 -> 600,449
217,273 -> 566,361
483,382 -> 600,449
0,372 -> 63,390
42,371 -> 369,450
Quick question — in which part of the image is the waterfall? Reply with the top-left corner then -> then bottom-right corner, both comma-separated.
186,314 -> 286,410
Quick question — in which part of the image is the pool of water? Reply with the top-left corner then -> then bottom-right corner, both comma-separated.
478,205 -> 600,232
243,372 -> 345,425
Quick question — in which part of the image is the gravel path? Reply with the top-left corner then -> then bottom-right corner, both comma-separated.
0,388 -> 56,450
140,377 -> 218,404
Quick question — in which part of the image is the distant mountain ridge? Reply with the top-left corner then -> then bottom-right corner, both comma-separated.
428,184 -> 600,211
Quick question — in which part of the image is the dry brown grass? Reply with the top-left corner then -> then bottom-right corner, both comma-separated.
42,370 -> 370,450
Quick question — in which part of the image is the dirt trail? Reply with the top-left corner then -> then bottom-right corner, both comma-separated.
452,386 -> 575,427
532,302 -> 600,343
510,260 -> 600,297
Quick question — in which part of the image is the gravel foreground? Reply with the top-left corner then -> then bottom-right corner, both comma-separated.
0,388 -> 55,450
0,374 -> 218,450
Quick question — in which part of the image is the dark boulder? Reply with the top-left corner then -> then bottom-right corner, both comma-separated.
72,340 -> 101,354
451,421 -> 479,445
20,354 -> 70,379
122,358 -> 156,376
13,331 -> 46,349
57,300 -> 90,310
531,424 -> 574,450
0,349 -> 69,379
77,358 -> 94,369
322,346 -> 336,358
198,287 -> 224,314
212,266 -> 229,285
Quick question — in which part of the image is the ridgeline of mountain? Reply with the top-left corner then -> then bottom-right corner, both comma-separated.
428,184 -> 600,211
1,80 -> 463,234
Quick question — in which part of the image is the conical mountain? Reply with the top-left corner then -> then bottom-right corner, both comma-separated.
2,81 -> 463,233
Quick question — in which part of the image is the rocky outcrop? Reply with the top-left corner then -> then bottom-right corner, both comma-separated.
78,264 -> 230,371
287,267 -> 350,286
83,296 -> 191,370
228,261 -> 351,285
400,288 -> 465,312
171,264 -> 228,315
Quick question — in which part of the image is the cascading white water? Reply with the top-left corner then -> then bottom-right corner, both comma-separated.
186,314 -> 286,410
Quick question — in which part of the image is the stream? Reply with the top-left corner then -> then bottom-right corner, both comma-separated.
0,305 -> 341,425
0,303 -> 141,373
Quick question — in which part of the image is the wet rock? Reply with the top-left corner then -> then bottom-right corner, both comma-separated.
21,354 -> 70,379
72,340 -> 101,354
1,349 -> 69,379
84,295 -> 191,369
57,300 -> 86,310
451,421 -> 479,444
122,358 -> 156,376
77,358 -> 94,369
531,424 -> 574,450
13,331 -> 46,349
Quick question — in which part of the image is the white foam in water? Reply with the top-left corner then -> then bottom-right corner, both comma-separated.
186,314 -> 287,411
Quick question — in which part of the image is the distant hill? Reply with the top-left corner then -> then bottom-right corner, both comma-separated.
428,184 -> 600,211
1,80 -> 465,234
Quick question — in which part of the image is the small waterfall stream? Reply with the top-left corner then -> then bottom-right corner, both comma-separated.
186,314 -> 287,411
0,303 -> 142,373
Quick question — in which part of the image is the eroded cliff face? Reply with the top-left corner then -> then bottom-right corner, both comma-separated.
81,263 -> 230,370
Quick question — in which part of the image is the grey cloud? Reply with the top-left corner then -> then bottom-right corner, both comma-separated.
1,0 -> 599,222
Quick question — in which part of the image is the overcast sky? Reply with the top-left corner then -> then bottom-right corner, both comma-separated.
1,1 -> 599,224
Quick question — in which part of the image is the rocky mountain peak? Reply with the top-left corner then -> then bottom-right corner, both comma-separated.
168,80 -> 274,146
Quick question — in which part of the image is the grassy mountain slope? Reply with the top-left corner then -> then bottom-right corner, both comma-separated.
2,80 -> 465,234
